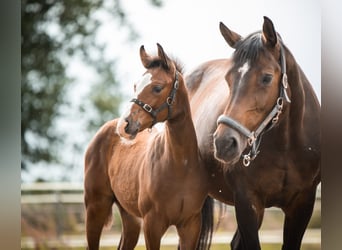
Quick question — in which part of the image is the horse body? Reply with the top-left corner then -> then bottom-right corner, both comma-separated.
186,17 -> 320,250
84,44 -> 210,250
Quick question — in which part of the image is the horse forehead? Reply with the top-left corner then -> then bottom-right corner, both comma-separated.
135,72 -> 152,95
237,62 -> 250,79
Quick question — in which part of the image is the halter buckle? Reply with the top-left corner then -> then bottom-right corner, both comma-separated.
143,104 -> 153,113
166,97 -> 173,105
174,80 -> 179,90
282,73 -> 288,89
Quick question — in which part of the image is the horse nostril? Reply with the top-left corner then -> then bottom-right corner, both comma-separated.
225,137 -> 237,150
124,117 -> 130,133
215,134 -> 238,152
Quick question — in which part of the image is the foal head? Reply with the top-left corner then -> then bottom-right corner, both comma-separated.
117,43 -> 183,140
213,17 -> 291,166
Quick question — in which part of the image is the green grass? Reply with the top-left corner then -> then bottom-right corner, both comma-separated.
24,243 -> 320,250
138,243 -> 320,250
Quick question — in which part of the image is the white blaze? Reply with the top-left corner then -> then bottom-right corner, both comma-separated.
120,72 -> 153,120
238,62 -> 250,83
135,73 -> 152,95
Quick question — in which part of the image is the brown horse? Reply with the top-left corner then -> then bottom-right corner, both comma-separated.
84,43 -> 213,250
186,17 -> 320,250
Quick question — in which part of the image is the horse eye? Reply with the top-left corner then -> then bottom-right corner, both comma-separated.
262,74 -> 273,85
152,85 -> 163,94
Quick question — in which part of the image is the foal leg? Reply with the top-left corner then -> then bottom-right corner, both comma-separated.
176,213 -> 202,250
85,195 -> 114,250
142,213 -> 168,250
117,205 -> 141,250
281,188 -> 316,250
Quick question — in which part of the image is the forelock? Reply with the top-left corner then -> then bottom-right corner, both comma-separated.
233,32 -> 263,66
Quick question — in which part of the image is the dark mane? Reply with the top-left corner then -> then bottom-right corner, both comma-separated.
172,57 -> 184,74
233,31 -> 263,65
146,56 -> 184,74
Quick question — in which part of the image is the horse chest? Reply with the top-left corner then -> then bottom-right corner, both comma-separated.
139,163 -> 206,219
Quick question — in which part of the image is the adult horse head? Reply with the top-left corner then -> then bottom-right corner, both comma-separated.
214,16 -> 297,167
187,16 -> 320,250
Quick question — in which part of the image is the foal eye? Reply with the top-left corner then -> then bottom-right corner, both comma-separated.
262,74 -> 273,85
152,85 -> 163,94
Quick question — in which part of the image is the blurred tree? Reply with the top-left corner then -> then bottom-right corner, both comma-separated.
21,0 -> 163,172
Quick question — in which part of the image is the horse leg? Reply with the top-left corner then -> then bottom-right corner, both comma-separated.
85,195 -> 114,250
281,188 -> 316,250
116,205 -> 141,250
231,190 -> 262,250
231,205 -> 264,250
142,213 -> 168,250
176,213 -> 202,249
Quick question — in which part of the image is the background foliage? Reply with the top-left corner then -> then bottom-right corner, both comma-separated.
21,0 -> 162,179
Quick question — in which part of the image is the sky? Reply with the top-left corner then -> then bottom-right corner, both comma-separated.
110,0 -> 321,99
22,0 -> 320,182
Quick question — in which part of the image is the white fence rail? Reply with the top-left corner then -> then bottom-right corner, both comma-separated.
21,182 -> 84,204
21,182 -> 321,205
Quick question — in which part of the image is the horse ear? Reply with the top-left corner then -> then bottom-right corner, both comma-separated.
219,22 -> 242,48
156,43 -> 170,70
140,45 -> 154,69
262,16 -> 277,47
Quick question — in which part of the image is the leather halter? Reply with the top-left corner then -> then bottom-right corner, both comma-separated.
131,71 -> 179,127
217,43 -> 291,166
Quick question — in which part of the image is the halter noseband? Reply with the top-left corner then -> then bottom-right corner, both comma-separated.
217,42 -> 291,167
130,71 -> 179,127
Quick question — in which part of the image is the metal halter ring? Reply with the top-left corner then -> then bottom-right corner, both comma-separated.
247,132 -> 256,146
243,154 -> 251,167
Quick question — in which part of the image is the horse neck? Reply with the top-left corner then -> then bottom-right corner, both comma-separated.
275,48 -> 307,147
163,84 -> 199,164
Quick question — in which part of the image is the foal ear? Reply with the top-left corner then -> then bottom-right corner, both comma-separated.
262,16 -> 277,47
140,45 -> 154,69
156,43 -> 171,70
219,22 -> 242,48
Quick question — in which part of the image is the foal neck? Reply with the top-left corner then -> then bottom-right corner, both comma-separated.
163,84 -> 199,160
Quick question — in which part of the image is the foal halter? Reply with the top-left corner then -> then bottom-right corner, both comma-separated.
130,71 -> 179,127
217,43 -> 291,167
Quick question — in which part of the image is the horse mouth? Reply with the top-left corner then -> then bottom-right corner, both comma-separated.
124,124 -> 139,139
213,145 -> 241,165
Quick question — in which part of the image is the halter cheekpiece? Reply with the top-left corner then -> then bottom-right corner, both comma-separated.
217,42 -> 291,167
131,71 -> 179,127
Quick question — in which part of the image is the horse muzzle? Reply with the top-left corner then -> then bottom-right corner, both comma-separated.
116,115 -> 141,140
213,126 -> 247,165
125,116 -> 141,138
